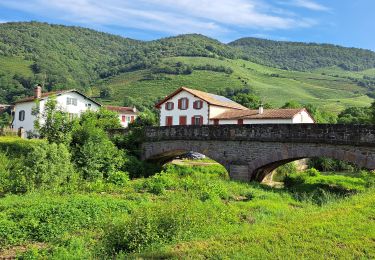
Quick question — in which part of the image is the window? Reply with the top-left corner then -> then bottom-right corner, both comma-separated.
165,102 -> 174,110
193,100 -> 203,109
179,116 -> 187,126
122,115 -> 126,122
86,103 -> 92,108
68,113 -> 78,120
19,110 -> 25,121
237,119 -> 243,125
191,116 -> 203,126
166,116 -> 173,126
178,98 -> 189,110
67,97 -> 77,106
127,116 -> 131,122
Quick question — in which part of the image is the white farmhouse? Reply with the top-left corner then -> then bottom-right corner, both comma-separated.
12,85 -> 101,134
105,105 -> 138,128
155,87 -> 314,126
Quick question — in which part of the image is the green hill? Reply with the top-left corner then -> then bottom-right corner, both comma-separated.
0,22 -> 374,112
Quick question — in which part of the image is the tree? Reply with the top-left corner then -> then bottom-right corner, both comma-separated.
281,100 -> 302,109
371,101 -> 375,123
34,98 -> 75,144
337,107 -> 371,124
79,108 -> 122,130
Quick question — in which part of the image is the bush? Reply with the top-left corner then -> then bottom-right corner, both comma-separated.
107,171 -> 129,186
0,137 -> 76,193
71,122 -> 125,181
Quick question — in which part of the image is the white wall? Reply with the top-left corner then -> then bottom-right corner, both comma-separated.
12,102 -> 37,132
159,90 -> 209,126
117,113 -> 137,128
209,105 -> 230,119
13,91 -> 100,134
209,118 -> 293,125
292,110 -> 314,123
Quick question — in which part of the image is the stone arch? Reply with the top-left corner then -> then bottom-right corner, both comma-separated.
250,144 -> 374,182
142,140 -> 229,169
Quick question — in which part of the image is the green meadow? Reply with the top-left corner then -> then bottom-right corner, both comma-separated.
99,57 -> 372,113
0,161 -> 374,259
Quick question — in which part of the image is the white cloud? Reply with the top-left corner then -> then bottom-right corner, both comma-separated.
0,0 -> 321,36
286,0 -> 329,11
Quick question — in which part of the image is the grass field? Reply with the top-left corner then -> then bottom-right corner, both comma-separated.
97,57 -> 372,113
0,56 -> 34,76
0,164 -> 374,259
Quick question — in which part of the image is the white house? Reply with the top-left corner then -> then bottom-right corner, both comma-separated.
12,85 -> 101,134
155,87 -> 314,126
105,105 -> 138,128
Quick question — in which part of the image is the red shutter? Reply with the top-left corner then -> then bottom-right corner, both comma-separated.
237,119 -> 243,125
199,116 -> 203,125
214,119 -> 219,125
191,116 -> 195,125
166,116 -> 173,126
165,103 -> 168,110
171,102 -> 174,110
122,116 -> 126,122
186,98 -> 189,109
193,101 -> 196,109
178,99 -> 182,109
179,116 -> 186,125
131,116 -> 135,122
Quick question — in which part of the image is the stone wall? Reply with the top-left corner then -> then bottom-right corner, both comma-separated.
140,124 -> 375,182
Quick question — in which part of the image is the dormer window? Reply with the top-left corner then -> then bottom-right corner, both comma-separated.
193,100 -> 203,109
165,102 -> 174,110
178,98 -> 189,110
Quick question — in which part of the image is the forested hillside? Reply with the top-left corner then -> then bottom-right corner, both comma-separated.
229,37 -> 375,71
0,22 -> 374,111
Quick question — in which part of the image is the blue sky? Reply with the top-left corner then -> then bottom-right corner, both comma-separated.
0,0 -> 374,50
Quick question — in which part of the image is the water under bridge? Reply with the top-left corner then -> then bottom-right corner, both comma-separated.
137,124 -> 375,182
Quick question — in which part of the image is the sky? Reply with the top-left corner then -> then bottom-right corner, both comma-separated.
0,0 -> 374,50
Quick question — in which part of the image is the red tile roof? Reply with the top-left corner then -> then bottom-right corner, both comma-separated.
212,108 -> 314,121
105,105 -> 137,114
155,87 -> 248,110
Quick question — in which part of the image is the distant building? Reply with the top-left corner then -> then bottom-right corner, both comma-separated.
155,87 -> 314,126
105,105 -> 138,128
12,85 -> 101,134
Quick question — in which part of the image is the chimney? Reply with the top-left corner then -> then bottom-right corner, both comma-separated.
34,84 -> 42,99
133,106 -> 137,112
258,104 -> 264,114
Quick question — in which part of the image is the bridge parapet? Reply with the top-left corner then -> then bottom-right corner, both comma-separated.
144,124 -> 375,147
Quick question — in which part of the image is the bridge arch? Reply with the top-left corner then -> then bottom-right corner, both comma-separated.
140,124 -> 375,182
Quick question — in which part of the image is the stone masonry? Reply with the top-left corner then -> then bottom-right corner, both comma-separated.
140,124 -> 375,182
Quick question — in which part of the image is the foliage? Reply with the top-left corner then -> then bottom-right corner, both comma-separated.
71,121 -> 125,181
79,108 -> 122,130
308,157 -> 357,172
0,137 -> 75,193
230,37 -> 375,71
34,97 -> 75,144
0,162 -> 374,258
337,106 -> 372,124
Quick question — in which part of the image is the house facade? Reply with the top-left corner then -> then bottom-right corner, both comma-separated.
155,87 -> 314,126
12,86 -> 101,133
105,105 -> 138,128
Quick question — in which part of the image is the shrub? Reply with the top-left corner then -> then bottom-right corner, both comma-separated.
0,137 -> 76,193
107,171 -> 129,186
71,122 -> 125,181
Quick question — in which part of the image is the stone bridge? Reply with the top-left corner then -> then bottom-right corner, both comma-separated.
140,124 -> 375,182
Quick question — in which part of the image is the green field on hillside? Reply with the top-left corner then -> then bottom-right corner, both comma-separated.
99,57 -> 372,112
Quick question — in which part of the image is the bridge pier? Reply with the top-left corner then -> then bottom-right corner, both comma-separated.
229,164 -> 251,182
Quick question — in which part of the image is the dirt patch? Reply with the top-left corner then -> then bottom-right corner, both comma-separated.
0,242 -> 47,259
